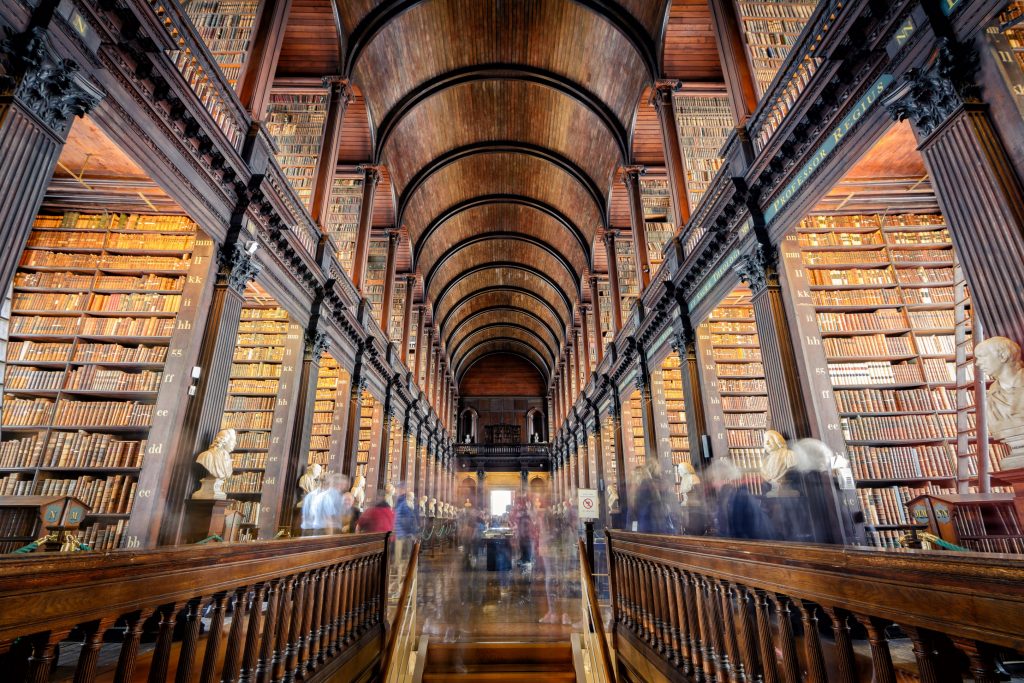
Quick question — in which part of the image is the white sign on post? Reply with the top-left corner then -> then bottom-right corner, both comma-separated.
577,488 -> 599,519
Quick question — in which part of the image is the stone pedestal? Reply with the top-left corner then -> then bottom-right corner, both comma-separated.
993,427 -> 1024,528
181,499 -> 232,544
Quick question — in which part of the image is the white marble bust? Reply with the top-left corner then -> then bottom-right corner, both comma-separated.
193,428 -> 237,500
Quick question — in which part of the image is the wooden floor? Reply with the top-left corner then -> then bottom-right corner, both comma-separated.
414,545 -> 580,643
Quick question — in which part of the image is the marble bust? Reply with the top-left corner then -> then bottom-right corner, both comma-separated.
760,430 -> 797,497
384,482 -> 396,507
193,428 -> 237,500
428,497 -> 437,517
976,337 -> 1024,438
298,463 -> 322,500
676,462 -> 701,504
350,475 -> 366,510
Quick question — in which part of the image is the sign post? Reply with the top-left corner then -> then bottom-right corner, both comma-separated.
578,488 -> 599,569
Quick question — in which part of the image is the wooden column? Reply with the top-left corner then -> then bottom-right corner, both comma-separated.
421,326 -> 434,396
282,331 -> 329,529
378,229 -> 400,332
400,276 -> 417,365
351,166 -> 381,292
310,79 -> 352,228
622,168 -> 653,289
580,305 -> 594,377
675,318 -> 709,467
735,246 -> 811,440
609,393 -> 628,527
653,81 -> 692,229
890,45 -> 1024,345
0,24 -> 102,295
153,240 -> 259,545
588,276 -> 606,362
574,327 -> 584,393
632,343 -> 662,469
413,304 -> 427,381
589,407 -> 609,527
707,0 -> 758,124
604,230 -> 624,333
376,384 -> 394,494
398,409 -> 412,482
237,0 -> 294,119
341,350 -> 366,479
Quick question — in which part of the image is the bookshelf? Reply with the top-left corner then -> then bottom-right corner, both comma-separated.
600,412 -> 619,511
987,3 -> 1024,125
625,391 -> 646,481
355,391 -> 379,487
639,177 -> 675,272
307,353 -> 343,471
698,286 -> 769,492
783,210 -> 1000,547
614,236 -> 640,317
364,238 -> 388,326
1,211 -> 209,551
265,91 -> 329,210
385,413 -> 403,488
179,0 -> 259,89
654,353 -> 690,500
673,92 -> 733,210
733,0 -> 817,98
596,279 -> 614,347
388,278 -> 407,343
325,176 -> 364,275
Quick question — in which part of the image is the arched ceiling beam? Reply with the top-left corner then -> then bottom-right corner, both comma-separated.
434,263 -> 575,325
345,0 -> 658,85
455,339 -> 552,382
424,234 -> 581,303
457,345 -> 550,384
446,306 -> 560,356
373,64 -> 629,165
452,324 -> 556,372
413,194 -> 591,266
399,142 -> 608,227
439,286 -> 567,343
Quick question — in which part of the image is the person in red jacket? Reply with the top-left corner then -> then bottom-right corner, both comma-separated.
356,496 -> 395,533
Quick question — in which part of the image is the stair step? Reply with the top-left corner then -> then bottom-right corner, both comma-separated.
425,642 -> 574,670
422,672 -> 576,683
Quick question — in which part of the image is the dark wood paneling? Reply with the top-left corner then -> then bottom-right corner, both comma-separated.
278,0 -> 342,77
460,353 -> 546,396
662,0 -> 722,81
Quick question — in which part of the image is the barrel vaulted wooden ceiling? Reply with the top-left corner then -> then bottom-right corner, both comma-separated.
278,0 -> 722,388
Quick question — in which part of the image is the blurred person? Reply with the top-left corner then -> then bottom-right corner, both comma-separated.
707,457 -> 775,540
789,438 -> 859,544
316,472 -> 349,535
631,460 -> 676,534
300,476 -> 328,536
356,494 -> 395,533
394,485 -> 419,563
538,495 -> 575,625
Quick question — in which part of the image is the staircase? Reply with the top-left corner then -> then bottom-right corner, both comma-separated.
419,641 -> 577,682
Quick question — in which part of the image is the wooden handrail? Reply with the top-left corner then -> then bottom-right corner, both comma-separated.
380,540 -> 420,679
579,539 -> 615,683
606,531 -> 1024,682
0,533 -> 390,682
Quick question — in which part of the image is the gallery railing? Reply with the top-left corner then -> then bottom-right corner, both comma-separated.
0,533 -> 390,683
606,530 -> 1024,683
579,539 -> 615,683
379,541 -> 420,683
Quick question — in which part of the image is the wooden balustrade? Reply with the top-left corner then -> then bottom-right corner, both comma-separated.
0,533 -> 390,683
578,540 -> 615,683
606,531 -> 1024,683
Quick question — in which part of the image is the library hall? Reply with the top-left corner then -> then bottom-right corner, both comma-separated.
3,0 -> 1024,681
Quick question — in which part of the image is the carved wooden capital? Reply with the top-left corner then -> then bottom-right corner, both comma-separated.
217,241 -> 262,294
0,27 -> 103,137
304,329 -> 330,361
621,165 -> 646,189
733,243 -> 778,295
887,38 -> 981,139
358,164 -> 383,186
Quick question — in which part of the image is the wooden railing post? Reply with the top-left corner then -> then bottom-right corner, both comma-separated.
114,613 -> 145,683
769,595 -> 800,683
731,586 -> 761,683
239,584 -> 267,683
793,599 -> 827,683
256,581 -> 281,683
174,599 -> 203,683
149,603 -> 179,683
902,626 -> 944,683
202,593 -> 229,683
717,581 -> 742,683
857,616 -> 897,683
751,590 -> 778,683
821,607 -> 857,683
222,586 -> 249,682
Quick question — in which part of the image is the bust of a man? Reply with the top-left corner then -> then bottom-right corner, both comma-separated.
976,337 -> 1024,438
384,482 -> 396,506
193,428 -> 237,500
420,495 -> 428,515
676,462 -> 701,504
299,463 -> 322,498
350,475 -> 366,510
428,497 -> 437,517
761,430 -> 797,497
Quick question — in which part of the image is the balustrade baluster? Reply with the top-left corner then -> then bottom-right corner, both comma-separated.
632,557 -> 644,638
733,586 -> 762,683
28,632 -> 64,683
353,558 -> 367,636
706,579 -> 729,683
769,595 -> 800,683
283,574 -> 308,683
857,616 -> 897,683
903,626 -> 945,683
639,560 -> 655,646
694,574 -> 716,683
314,567 -> 332,663
793,599 -> 826,683
114,613 -> 145,683
174,598 -> 203,683
682,572 -> 706,683
662,566 -> 682,666
239,583 -> 267,683
670,568 -> 692,674
297,570 -> 317,672
330,562 -> 346,653
821,607 -> 857,683
370,555 -> 382,624
717,582 -> 743,683
149,603 -> 179,683
621,557 -> 635,632
201,593 -> 229,683
256,580 -> 281,683
271,577 -> 296,683
751,590 -> 779,683
655,564 -> 672,657
73,618 -> 110,683
954,638 -> 1002,683
342,560 -> 357,645
222,587 -> 250,683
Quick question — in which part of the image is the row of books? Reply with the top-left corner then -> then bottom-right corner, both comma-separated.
719,378 -> 768,393
0,432 -> 145,470
222,411 -> 273,431
727,429 -> 766,449
227,379 -> 279,395
827,361 -> 922,386
724,412 -> 768,428
225,396 -> 276,411
240,308 -> 289,321
65,367 -> 162,392
11,316 -> 174,338
230,362 -> 282,378
840,414 -> 957,441
232,453 -> 267,469
713,347 -> 762,361
87,293 -> 181,313
833,386 -> 950,413
858,485 -> 951,526
37,474 -> 136,514
799,214 -> 946,230
233,346 -> 284,362
224,471 -> 264,493
33,212 -> 197,233
226,499 -> 261,527
238,320 -> 290,334
27,232 -> 194,251
722,395 -> 769,411
20,251 -> 192,271
237,333 -> 286,346
0,508 -> 36,538
52,400 -> 154,428
849,444 -> 955,480
80,520 -> 128,552
816,309 -> 907,332
7,341 -> 168,365
823,334 -> 913,358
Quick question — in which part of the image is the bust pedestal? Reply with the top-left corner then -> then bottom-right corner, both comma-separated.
181,499 -> 232,544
